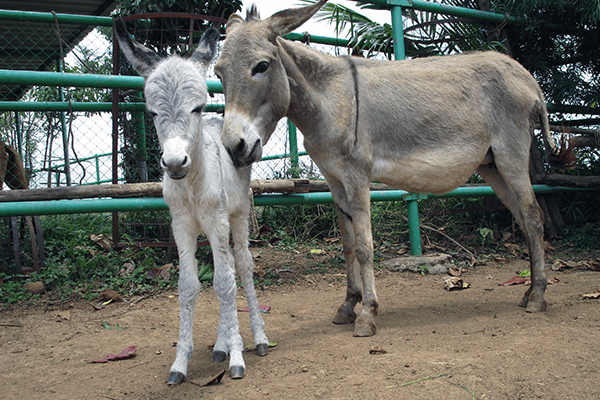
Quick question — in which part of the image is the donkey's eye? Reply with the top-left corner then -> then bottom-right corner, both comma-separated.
252,60 -> 269,75
191,106 -> 203,114
148,111 -> 157,119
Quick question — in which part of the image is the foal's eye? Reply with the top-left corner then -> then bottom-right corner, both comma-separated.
252,60 -> 269,75
147,111 -> 157,119
191,106 -> 203,114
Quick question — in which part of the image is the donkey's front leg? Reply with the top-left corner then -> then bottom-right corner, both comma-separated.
230,213 -> 269,356
168,224 -> 201,385
327,178 -> 363,326
209,227 -> 246,378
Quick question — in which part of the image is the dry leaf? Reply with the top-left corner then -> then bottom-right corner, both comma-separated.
581,291 -> 600,299
99,289 -> 123,303
189,369 -> 226,387
91,346 -> 137,363
90,234 -> 112,250
369,346 -> 388,355
445,277 -> 470,291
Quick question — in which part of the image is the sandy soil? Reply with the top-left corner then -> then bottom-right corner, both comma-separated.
2,247 -> 600,400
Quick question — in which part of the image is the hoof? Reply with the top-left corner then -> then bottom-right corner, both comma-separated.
518,296 -> 528,308
333,305 -> 357,325
526,300 -> 547,313
167,371 -> 185,386
213,350 -> 227,364
229,365 -> 245,379
256,343 -> 269,357
353,316 -> 376,337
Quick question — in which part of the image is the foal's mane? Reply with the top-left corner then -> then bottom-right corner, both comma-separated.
246,5 -> 260,21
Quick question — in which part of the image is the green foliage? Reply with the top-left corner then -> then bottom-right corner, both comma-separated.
494,0 -> 600,108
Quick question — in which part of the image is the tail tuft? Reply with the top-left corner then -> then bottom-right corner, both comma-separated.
548,134 -> 576,169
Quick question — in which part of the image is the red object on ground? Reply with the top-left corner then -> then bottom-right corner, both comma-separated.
91,346 -> 137,363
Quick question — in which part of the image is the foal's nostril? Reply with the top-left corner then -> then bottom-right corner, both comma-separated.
181,155 -> 189,167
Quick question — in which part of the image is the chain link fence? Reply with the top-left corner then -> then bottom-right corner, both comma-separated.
0,11 -> 379,263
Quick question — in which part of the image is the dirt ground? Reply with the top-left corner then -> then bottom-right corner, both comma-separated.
2,246 -> 600,400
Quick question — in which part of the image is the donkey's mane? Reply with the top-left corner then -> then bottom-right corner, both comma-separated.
246,4 -> 260,21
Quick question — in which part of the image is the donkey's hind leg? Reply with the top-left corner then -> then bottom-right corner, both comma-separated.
476,163 -> 547,312
168,220 -> 201,385
230,213 -> 269,356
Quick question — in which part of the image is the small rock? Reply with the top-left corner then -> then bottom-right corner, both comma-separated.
24,281 -> 45,294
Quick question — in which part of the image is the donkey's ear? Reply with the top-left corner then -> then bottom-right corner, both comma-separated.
266,0 -> 328,38
189,27 -> 220,67
225,13 -> 244,36
113,18 -> 161,78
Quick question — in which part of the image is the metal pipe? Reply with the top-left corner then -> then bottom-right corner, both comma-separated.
0,102 -> 224,112
287,120 -> 300,177
0,69 -> 223,93
356,0 -> 510,23
0,185 -> 593,217
0,8 -> 114,26
391,6 -> 406,60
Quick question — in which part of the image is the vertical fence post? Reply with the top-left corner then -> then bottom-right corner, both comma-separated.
389,0 -> 423,255
57,57 -> 71,186
133,92 -> 148,182
95,155 -> 101,184
288,119 -> 300,178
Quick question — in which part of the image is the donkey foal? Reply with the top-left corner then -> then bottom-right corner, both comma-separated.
114,20 -> 268,384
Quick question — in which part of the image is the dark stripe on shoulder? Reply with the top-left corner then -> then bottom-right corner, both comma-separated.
344,56 -> 360,148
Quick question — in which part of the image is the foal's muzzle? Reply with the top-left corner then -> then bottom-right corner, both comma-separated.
161,153 -> 191,179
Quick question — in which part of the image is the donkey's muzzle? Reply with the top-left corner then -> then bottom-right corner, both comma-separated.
161,153 -> 191,180
227,138 -> 262,168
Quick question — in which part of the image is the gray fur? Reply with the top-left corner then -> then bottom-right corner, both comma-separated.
215,0 -> 568,337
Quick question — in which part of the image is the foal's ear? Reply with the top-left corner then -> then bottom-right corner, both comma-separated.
113,18 -> 161,78
190,27 -> 220,68
266,0 -> 328,38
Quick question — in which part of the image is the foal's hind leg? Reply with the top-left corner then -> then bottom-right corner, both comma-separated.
209,220 -> 246,379
230,213 -> 269,357
476,164 -> 547,312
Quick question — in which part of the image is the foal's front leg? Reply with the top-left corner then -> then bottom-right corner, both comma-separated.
168,220 -> 201,385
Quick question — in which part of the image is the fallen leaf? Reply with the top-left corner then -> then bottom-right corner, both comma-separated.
581,290 -> 600,299
396,248 -> 409,255
91,346 -> 137,363
189,370 -> 226,387
243,341 -> 277,353
445,277 -> 470,291
369,346 -> 388,355
238,305 -> 271,313
56,311 -> 71,321
148,263 -> 172,280
504,243 -> 521,255
99,289 -> 123,303
499,276 -> 531,286
447,267 -> 465,277
90,234 -> 112,250
324,237 -> 340,244
310,249 -> 323,255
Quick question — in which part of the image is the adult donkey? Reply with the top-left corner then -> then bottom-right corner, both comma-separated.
114,20 -> 268,383
214,1 -> 571,337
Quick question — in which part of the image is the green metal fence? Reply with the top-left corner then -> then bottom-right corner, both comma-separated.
0,3 -> 598,261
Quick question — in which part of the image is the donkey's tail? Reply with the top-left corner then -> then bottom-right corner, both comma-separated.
538,101 -> 576,169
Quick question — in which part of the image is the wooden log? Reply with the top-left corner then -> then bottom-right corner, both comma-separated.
536,173 -> 600,188
571,135 -> 599,148
0,180 -> 394,202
